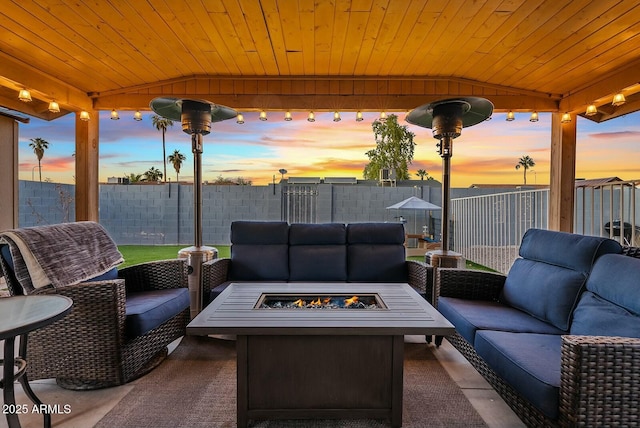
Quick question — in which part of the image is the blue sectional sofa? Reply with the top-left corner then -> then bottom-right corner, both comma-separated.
202,221 -> 430,305
436,228 -> 640,427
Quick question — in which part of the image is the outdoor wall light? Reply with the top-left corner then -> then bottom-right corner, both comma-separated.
585,104 -> 598,116
18,89 -> 32,102
612,93 -> 626,106
356,111 -> 363,122
284,111 -> 292,121
236,113 -> 245,124
133,111 -> 142,121
259,111 -> 267,121
333,111 -> 341,122
110,109 -> 120,120
561,112 -> 572,123
506,111 -> 515,121
48,101 -> 60,113
79,111 -> 90,121
529,111 -> 539,122
307,111 -> 315,122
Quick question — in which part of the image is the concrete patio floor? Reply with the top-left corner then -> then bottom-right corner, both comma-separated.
1,335 -> 524,428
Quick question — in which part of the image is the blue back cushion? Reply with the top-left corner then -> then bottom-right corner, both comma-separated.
229,221 -> 290,281
571,254 -> 640,337
347,223 -> 407,282
289,223 -> 347,281
500,229 -> 622,331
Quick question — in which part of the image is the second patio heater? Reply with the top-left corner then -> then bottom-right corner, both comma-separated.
406,97 -> 493,270
150,97 -> 237,318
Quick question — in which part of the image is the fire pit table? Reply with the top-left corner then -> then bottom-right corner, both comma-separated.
187,282 -> 454,427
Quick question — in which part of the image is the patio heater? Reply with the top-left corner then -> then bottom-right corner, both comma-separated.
150,97 -> 237,318
406,97 -> 493,281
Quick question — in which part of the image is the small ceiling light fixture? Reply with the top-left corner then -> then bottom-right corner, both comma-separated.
236,113 -> 245,124
506,111 -> 515,121
79,111 -> 90,121
110,109 -> 120,120
585,104 -> 598,116
48,101 -> 60,113
133,111 -> 142,121
284,111 -> 292,121
379,111 -> 387,119
259,111 -> 267,121
18,89 -> 32,102
307,111 -> 315,122
333,111 -> 341,122
612,93 -> 626,106
561,112 -> 571,123
529,111 -> 539,122
356,111 -> 363,122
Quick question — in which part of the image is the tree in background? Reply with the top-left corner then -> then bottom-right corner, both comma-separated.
167,149 -> 186,182
515,155 -> 536,185
127,173 -> 143,183
363,114 -> 415,181
415,169 -> 434,181
151,115 -> 174,182
29,137 -> 49,182
143,166 -> 163,182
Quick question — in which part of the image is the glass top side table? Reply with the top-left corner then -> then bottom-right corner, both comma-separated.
1,295 -> 73,428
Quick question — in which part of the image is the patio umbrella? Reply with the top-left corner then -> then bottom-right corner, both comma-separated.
386,196 -> 441,235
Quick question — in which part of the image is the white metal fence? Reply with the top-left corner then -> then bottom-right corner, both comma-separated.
452,180 -> 640,273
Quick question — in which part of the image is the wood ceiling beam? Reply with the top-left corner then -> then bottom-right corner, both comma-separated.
94,93 -> 559,113
0,52 -> 93,113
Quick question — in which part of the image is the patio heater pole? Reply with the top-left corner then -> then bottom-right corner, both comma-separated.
406,98 -> 493,316
150,98 -> 237,319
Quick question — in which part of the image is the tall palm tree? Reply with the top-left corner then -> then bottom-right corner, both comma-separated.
167,149 -> 186,182
515,155 -> 536,185
143,166 -> 163,182
29,137 -> 49,182
151,115 -> 174,183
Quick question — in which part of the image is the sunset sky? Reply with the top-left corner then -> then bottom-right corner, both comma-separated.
17,109 -> 640,187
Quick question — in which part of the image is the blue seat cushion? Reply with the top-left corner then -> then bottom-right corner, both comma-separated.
229,221 -> 290,281
125,288 -> 189,337
571,254 -> 640,337
475,330 -> 561,420
346,223 -> 406,282
438,297 -> 565,344
289,223 -> 347,281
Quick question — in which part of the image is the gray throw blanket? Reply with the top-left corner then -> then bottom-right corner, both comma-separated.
0,221 -> 123,294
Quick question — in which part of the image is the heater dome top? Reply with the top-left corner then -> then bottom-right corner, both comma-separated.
406,97 -> 493,129
149,97 -> 237,123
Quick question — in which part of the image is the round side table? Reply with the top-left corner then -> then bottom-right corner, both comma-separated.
1,295 -> 73,428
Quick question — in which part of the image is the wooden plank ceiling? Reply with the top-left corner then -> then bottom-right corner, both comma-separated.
0,0 -> 639,122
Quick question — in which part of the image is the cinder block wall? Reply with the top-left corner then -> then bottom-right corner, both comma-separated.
18,181 -> 442,245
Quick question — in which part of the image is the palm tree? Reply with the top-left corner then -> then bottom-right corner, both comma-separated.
143,166 -> 163,182
29,137 -> 49,182
515,155 -> 536,185
167,149 -> 186,182
416,169 -> 427,180
127,172 -> 143,183
151,115 -> 174,183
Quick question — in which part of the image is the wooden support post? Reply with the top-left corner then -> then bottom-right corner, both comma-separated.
0,116 -> 19,230
75,111 -> 99,222
549,112 -> 577,232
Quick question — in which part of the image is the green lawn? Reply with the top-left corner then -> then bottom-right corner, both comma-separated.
118,245 -> 230,268
119,246 -> 493,271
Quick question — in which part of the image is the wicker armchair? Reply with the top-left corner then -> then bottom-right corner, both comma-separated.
0,256 -> 189,390
434,244 -> 640,427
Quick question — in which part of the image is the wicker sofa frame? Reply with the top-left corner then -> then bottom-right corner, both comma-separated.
434,246 -> 640,427
0,257 -> 190,390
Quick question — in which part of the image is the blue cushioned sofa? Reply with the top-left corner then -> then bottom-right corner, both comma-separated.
0,222 -> 190,390
202,221 -> 430,305
436,228 -> 640,427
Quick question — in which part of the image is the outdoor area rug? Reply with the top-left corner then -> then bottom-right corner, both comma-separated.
95,335 -> 488,428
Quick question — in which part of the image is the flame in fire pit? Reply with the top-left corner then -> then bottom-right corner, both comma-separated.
344,295 -> 359,307
257,294 -> 386,310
